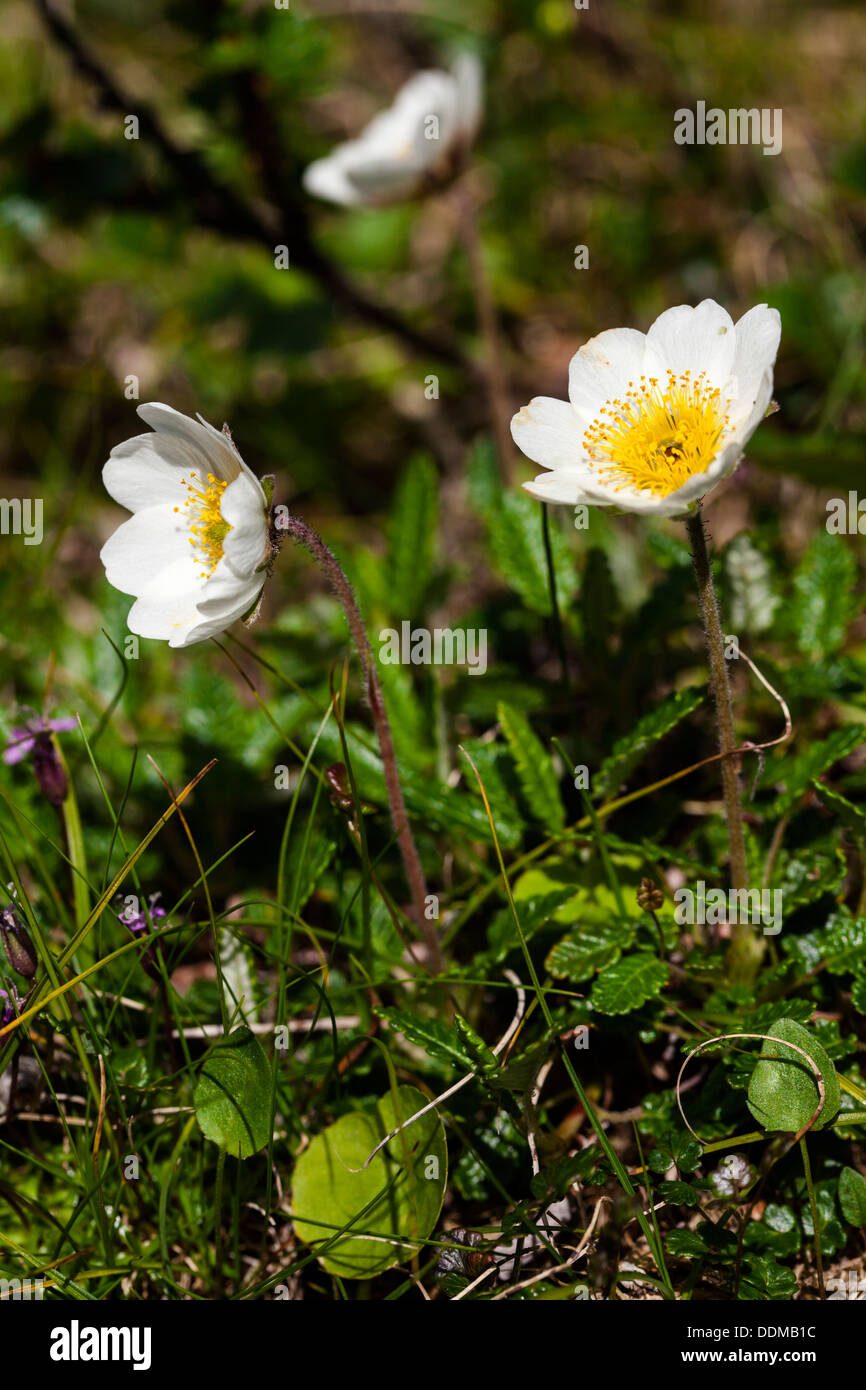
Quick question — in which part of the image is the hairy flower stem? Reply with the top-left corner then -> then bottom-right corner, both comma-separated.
455,180 -> 513,486
685,507 -> 762,983
279,515 -> 441,973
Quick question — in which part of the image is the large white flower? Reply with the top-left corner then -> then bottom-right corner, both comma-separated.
100,404 -> 270,648
511,299 -> 781,518
303,54 -> 483,208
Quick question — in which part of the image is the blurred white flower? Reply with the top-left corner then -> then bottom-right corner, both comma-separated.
303,54 -> 483,208
100,404 -> 270,648
511,299 -> 781,518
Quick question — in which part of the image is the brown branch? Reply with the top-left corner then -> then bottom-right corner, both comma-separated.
34,0 -> 474,374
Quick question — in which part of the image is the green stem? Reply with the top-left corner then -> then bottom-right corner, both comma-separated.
541,506 -> 570,699
799,1135 -> 825,1298
279,516 -> 441,973
685,507 -> 761,983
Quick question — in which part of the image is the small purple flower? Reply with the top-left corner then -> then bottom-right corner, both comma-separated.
0,985 -> 20,1028
118,894 -> 166,979
3,712 -> 77,807
0,900 -> 38,980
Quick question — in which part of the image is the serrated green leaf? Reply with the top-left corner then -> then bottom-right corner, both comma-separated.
768,725 -> 864,817
595,687 -> 703,799
498,701 -> 564,830
386,453 -> 438,618
591,952 -> 668,1015
469,443 -> 576,614
812,780 -> 866,846
793,530 -> 856,659
665,1228 -> 708,1259
454,1014 -> 499,1076
658,1180 -> 698,1205
193,1027 -> 273,1159
292,1085 -> 447,1277
378,1007 -> 474,1071
545,921 -> 628,982
772,730 -> 866,817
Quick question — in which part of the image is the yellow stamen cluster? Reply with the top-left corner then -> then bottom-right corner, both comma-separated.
174,471 -> 231,578
582,369 -> 730,498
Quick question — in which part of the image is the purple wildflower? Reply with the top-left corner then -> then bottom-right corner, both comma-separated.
118,894 -> 166,979
0,985 -> 20,1028
3,712 -> 77,807
0,900 -> 38,980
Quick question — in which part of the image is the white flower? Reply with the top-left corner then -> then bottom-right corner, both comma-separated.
302,54 -> 483,208
100,403 -> 270,648
511,299 -> 781,518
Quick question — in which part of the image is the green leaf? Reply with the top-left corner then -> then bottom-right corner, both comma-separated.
193,1027 -> 273,1159
591,952 -> 668,1015
838,1166 -> 866,1227
777,848 -> 846,913
468,441 -> 576,614
454,1014 -> 500,1076
746,1018 -> 841,1132
492,1038 -> 552,1094
739,1254 -> 798,1301
545,920 -> 630,983
658,1180 -> 698,1205
377,1007 -> 475,1071
595,687 -> 703,799
498,701 -> 564,830
386,453 -> 438,619
768,725 -> 864,816
811,780 -> 866,847
792,530 -> 856,659
292,1085 -> 447,1278
665,1228 -> 708,1259
459,736 -> 527,849
281,833 -> 336,916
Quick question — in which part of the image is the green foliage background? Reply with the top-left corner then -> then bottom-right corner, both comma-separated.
1,0 -> 866,1302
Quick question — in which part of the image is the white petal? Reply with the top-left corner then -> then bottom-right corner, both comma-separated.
103,440 -> 189,513
523,472 -> 616,507
303,152 -> 363,207
511,397 -> 587,472
344,155 -> 426,204
392,70 -> 458,141
221,472 -> 269,579
135,403 -> 242,485
727,305 -> 781,427
124,560 -> 211,645
567,328 -> 655,425
646,299 -> 737,388
185,569 -> 265,646
99,503 -> 193,598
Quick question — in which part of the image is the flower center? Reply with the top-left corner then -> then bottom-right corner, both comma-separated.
582,370 -> 731,498
175,472 -> 231,578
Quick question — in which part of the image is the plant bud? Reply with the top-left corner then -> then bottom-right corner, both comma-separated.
637,877 -> 664,913
0,903 -> 38,979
